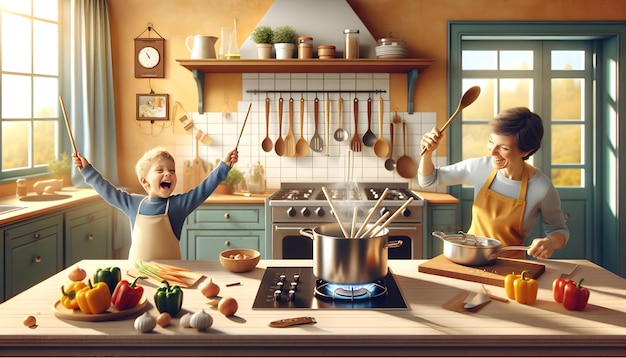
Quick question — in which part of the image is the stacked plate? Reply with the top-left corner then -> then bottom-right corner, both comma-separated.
375,45 -> 409,59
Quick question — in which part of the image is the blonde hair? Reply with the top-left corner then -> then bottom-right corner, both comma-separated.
135,147 -> 175,180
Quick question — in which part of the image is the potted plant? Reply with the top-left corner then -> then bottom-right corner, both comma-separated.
251,25 -> 273,59
48,152 -> 71,186
272,25 -> 297,59
215,166 -> 243,194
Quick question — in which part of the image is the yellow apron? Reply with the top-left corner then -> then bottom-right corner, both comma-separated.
128,197 -> 182,261
467,166 -> 529,259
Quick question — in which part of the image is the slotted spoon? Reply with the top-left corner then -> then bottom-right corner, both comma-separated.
333,97 -> 348,142
309,96 -> 324,152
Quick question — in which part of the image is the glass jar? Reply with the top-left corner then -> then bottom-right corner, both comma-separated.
16,178 -> 27,197
298,36 -> 313,59
343,29 -> 359,59
247,161 -> 266,194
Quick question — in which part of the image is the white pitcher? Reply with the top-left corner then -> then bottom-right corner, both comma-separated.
185,35 -> 218,59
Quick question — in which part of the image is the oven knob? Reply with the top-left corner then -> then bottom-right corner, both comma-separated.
290,281 -> 298,292
380,207 -> 390,217
403,208 -> 412,217
279,274 -> 286,282
277,281 -> 284,292
273,290 -> 282,301
288,289 -> 296,301
293,274 -> 300,282
286,207 -> 297,217
315,207 -> 326,217
301,207 -> 311,217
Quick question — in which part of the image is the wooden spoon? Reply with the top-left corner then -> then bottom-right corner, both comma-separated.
284,98 -> 296,157
396,121 -> 417,179
420,85 -> 481,155
362,97 -> 376,147
274,97 -> 285,156
373,97 -> 389,158
261,98 -> 273,152
295,97 -> 309,157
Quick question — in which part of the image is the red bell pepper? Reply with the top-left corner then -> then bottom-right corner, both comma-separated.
552,277 -> 575,303
562,278 -> 590,311
111,276 -> 146,310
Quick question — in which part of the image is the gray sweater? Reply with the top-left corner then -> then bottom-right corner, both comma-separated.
418,156 -> 570,243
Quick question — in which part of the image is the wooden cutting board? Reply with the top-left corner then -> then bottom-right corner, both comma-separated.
418,254 -> 545,287
126,268 -> 204,289
183,137 -> 209,192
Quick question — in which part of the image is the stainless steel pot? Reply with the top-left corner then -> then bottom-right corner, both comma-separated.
300,223 -> 402,284
432,231 -> 529,266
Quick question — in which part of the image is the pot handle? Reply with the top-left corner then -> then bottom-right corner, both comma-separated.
432,231 -> 446,241
498,245 -> 530,253
299,228 -> 315,239
385,240 -> 403,249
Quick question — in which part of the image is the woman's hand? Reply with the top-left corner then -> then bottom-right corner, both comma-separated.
72,152 -> 89,170
527,233 -> 566,260
420,127 -> 442,155
224,149 -> 239,167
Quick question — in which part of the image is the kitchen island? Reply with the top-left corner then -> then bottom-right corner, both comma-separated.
1,259 -> 624,356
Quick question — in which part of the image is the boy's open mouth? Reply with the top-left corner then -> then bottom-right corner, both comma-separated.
160,181 -> 172,189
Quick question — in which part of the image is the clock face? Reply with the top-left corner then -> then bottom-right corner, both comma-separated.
137,46 -> 160,69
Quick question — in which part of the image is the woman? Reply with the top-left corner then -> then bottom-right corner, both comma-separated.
418,107 -> 569,260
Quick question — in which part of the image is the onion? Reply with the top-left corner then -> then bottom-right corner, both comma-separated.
218,296 -> 238,317
156,312 -> 171,327
23,315 -> 37,328
68,266 -> 87,282
200,278 -> 220,298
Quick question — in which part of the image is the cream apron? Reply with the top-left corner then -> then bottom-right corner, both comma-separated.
467,166 -> 529,259
128,197 -> 182,261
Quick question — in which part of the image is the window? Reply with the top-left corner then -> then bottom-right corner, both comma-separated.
1,0 -> 60,180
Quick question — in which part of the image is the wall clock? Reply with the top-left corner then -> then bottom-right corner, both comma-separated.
135,37 -> 165,78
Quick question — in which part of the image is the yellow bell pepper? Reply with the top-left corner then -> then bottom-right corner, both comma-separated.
76,279 -> 112,314
510,270 -> 538,305
504,272 -> 521,300
60,281 -> 87,310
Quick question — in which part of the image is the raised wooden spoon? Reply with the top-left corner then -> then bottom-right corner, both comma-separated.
420,86 -> 481,155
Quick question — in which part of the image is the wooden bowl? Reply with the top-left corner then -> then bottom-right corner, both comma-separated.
219,249 -> 261,273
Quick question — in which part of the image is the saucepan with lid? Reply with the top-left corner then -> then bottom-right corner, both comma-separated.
432,231 -> 529,266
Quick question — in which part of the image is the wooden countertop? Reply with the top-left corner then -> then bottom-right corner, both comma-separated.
1,259 -> 624,356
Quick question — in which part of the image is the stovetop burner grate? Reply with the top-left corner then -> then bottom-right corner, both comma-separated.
315,279 -> 388,300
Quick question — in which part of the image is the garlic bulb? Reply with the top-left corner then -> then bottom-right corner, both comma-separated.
190,309 -> 213,331
180,312 -> 193,328
134,312 -> 156,333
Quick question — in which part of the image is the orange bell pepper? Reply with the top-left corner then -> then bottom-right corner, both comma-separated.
76,279 -> 112,314
60,281 -> 87,310
512,270 -> 538,305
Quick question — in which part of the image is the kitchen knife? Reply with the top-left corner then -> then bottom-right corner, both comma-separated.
268,316 -> 316,328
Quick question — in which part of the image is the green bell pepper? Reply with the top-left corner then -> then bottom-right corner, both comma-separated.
154,280 -> 183,317
93,266 -> 121,293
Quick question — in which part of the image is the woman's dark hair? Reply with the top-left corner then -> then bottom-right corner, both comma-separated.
489,107 -> 544,160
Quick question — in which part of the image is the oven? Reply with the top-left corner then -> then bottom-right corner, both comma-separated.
269,183 -> 423,260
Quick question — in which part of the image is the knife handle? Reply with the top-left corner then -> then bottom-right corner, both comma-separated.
268,316 -> 316,328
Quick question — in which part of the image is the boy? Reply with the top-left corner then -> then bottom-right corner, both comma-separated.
73,147 -> 238,260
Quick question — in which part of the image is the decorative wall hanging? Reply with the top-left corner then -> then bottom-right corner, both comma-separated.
136,93 -> 169,121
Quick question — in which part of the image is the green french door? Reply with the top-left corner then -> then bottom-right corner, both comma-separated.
454,40 -> 593,259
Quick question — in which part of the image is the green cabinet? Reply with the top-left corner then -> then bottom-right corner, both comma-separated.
64,201 -> 112,266
181,204 -> 265,260
4,214 -> 63,300
424,203 -> 460,258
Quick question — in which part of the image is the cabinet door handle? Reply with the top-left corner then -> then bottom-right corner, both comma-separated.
35,255 -> 42,263
225,241 -> 231,247
34,233 -> 41,240
88,215 -> 95,221
224,213 -> 231,220
88,234 -> 94,241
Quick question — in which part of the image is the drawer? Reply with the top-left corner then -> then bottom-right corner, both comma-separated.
4,215 -> 63,246
187,205 -> 264,229
186,230 -> 262,260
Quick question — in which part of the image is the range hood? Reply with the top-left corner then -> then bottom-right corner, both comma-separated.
239,0 -> 378,59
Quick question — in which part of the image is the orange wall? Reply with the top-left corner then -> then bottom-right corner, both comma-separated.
103,0 -> 625,188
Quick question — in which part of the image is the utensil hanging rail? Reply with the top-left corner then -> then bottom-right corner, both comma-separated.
246,89 -> 386,94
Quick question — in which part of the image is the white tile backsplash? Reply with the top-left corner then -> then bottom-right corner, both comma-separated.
174,73 -> 447,192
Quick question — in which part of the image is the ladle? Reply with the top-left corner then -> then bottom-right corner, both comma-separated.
261,98 -> 273,152
274,97 -> 285,156
295,97 -> 309,157
420,85 -> 481,155
384,122 -> 396,171
373,97 -> 389,158
362,97 -> 376,147
333,97 -> 348,142
396,121 -> 417,179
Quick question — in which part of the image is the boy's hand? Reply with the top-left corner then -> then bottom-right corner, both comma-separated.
73,152 -> 89,170
224,149 -> 239,167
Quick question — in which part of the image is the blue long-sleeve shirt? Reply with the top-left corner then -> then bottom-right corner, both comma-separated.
80,161 -> 231,240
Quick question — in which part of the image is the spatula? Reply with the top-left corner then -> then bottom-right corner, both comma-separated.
309,97 -> 323,152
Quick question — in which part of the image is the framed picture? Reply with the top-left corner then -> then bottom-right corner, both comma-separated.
136,93 -> 169,121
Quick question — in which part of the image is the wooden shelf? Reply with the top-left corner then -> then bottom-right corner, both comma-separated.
177,58 -> 434,113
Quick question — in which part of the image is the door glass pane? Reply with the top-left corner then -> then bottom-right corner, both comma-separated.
552,78 -> 583,120
2,121 -> 29,170
552,168 -> 583,187
462,50 -> 497,70
34,120 -> 56,166
33,76 -> 58,118
33,20 -> 58,75
500,78 -> 532,109
1,13 -> 31,73
552,124 -> 583,164
1,74 -> 32,118
551,50 -> 585,70
500,51 -> 533,70
461,124 -> 490,162
462,78 -> 497,121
